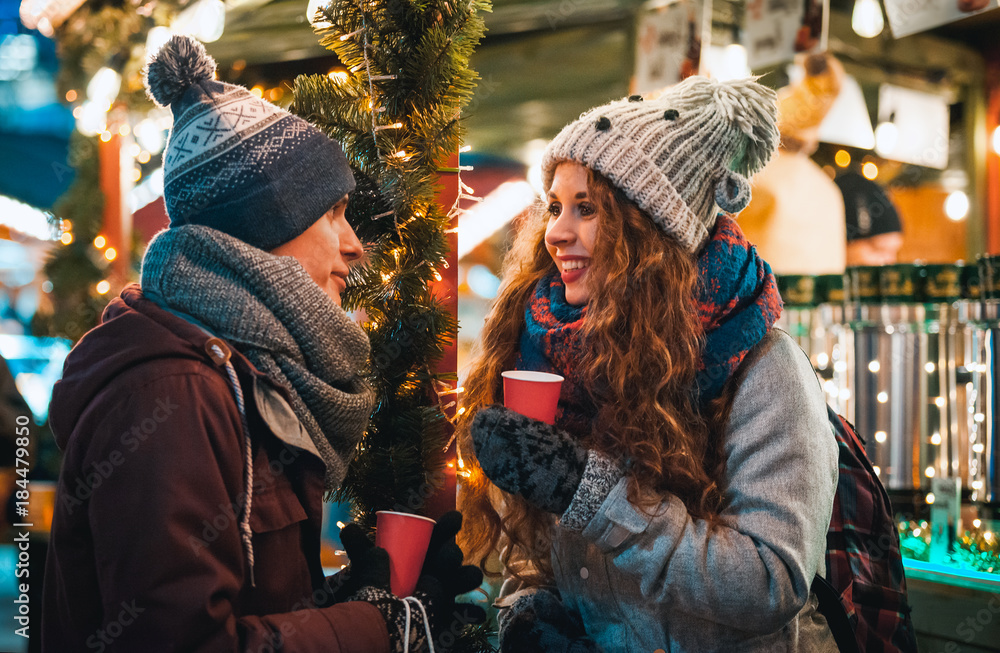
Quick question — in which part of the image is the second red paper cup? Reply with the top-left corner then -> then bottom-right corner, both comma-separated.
502,370 -> 564,425
375,510 -> 436,597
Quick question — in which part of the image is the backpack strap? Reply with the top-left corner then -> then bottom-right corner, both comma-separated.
811,574 -> 859,653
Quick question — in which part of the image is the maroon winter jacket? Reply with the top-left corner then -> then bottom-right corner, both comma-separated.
42,284 -> 390,653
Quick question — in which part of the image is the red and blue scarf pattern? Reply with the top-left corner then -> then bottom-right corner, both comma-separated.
517,215 -> 782,425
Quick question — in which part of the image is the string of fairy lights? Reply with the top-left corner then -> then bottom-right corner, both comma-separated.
319,1 -> 480,482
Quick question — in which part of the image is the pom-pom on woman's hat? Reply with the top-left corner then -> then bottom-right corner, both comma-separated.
143,36 -> 355,250
542,76 -> 779,252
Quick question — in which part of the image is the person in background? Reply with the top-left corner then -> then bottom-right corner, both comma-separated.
738,53 -> 846,275
836,171 -> 904,266
459,76 -> 839,652
41,36 -> 481,652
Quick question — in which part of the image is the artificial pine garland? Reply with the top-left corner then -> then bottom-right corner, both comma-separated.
291,1 -> 494,647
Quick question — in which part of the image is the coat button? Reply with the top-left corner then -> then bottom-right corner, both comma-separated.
579,567 -> 589,580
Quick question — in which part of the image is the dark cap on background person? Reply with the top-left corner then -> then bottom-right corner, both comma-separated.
835,171 -> 902,241
143,35 -> 355,251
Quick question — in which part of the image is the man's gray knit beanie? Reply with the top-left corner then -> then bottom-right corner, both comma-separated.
542,76 -> 780,253
143,35 -> 355,250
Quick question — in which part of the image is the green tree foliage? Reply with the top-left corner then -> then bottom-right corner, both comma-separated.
292,0 -> 488,526
292,2 -> 495,647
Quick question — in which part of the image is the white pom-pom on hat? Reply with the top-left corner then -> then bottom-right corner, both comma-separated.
668,76 -> 780,177
143,35 -> 217,108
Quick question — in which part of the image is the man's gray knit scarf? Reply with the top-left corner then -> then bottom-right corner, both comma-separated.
141,225 -> 374,490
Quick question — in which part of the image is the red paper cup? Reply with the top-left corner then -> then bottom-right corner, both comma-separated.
502,370 -> 564,425
375,511 -> 436,597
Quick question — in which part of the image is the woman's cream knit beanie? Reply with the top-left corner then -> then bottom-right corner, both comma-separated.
542,76 -> 780,252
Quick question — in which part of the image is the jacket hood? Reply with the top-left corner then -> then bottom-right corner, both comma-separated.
49,284 -> 232,449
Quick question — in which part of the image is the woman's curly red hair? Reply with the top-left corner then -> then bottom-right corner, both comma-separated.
457,165 -> 730,585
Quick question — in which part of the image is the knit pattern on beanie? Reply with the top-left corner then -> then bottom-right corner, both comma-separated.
542,76 -> 779,252
143,35 -> 355,250
141,225 -> 374,490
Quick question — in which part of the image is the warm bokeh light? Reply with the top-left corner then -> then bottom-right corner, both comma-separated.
104,247 -> 118,261
945,191 -> 970,222
131,168 -> 142,182
96,280 -> 111,294
862,162 -> 878,180
119,124 -> 131,137
65,89 -> 77,102
100,131 -> 113,142
250,86 -> 264,98
93,235 -> 106,248
60,231 -> 73,245
137,151 -> 151,164
834,150 -> 851,167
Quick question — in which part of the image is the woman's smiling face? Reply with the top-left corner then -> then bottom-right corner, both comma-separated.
544,161 -> 600,306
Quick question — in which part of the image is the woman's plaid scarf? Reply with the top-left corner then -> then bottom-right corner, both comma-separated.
517,215 -> 782,430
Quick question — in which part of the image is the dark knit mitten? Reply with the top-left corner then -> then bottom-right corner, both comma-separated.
470,405 -> 588,514
415,511 -> 487,633
327,523 -> 391,603
499,589 -> 604,653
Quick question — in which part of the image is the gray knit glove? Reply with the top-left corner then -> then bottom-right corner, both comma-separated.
470,405 -> 622,529
499,588 -> 604,653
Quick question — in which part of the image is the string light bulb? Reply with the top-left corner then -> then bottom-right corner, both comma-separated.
852,0 -> 884,38
307,0 -> 333,27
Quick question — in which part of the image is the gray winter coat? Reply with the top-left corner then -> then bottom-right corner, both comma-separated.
500,329 -> 840,652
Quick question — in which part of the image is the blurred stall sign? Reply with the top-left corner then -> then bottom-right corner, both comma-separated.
924,264 -> 962,303
884,0 -> 998,39
816,273 -> 845,304
632,0 -> 711,95
960,260 -> 982,301
816,74 -> 875,149
777,274 -> 817,306
877,84 -> 949,169
744,0 -> 828,70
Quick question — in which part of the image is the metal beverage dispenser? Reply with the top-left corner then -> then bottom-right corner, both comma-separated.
922,264 -> 964,490
775,275 -> 816,356
814,274 -> 850,414
971,256 -> 1000,503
